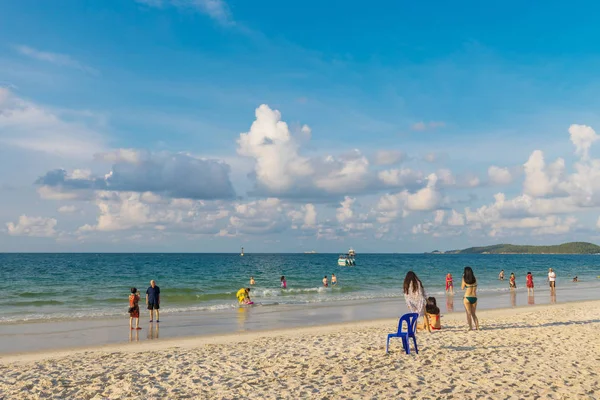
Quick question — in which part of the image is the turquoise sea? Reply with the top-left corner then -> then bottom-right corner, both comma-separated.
2,253 -> 600,324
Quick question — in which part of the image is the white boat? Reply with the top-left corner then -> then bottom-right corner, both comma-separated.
337,249 -> 356,266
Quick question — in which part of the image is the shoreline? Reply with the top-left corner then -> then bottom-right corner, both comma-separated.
1,300 -> 599,398
2,298 -> 599,364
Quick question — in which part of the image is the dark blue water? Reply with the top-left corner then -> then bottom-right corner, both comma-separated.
1,253 -> 599,323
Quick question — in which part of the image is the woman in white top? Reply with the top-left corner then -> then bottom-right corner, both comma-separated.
403,271 -> 427,319
548,268 -> 557,292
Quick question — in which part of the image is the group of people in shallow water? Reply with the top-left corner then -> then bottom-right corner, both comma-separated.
497,268 -> 561,294
238,274 -> 339,305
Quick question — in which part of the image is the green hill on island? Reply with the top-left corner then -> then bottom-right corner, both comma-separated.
431,242 -> 600,254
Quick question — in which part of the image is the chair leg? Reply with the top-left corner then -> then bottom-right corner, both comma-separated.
386,337 -> 389,354
402,337 -> 409,354
413,337 -> 418,354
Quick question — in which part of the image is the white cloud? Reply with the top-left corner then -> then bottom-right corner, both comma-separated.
523,150 -> 564,197
288,203 -> 317,230
376,173 -> 442,224
135,0 -> 234,26
13,45 -> 98,75
569,124 -> 598,160
0,88 -> 105,158
58,205 -> 78,214
378,168 -> 422,187
336,196 -> 355,224
229,198 -> 289,235
404,173 -> 442,211
488,166 -> 513,185
303,204 -> 317,228
447,210 -> 465,226
238,105 -> 421,198
7,215 -> 57,237
79,191 -> 230,234
237,104 -> 313,194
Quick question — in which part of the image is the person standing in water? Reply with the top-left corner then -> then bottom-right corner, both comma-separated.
461,266 -> 479,331
280,276 -> 287,289
128,288 -> 141,330
250,276 -> 255,285
323,276 -> 328,287
445,273 -> 454,295
548,268 -> 557,292
331,274 -> 337,286
498,270 -> 505,280
526,272 -> 534,295
146,280 -> 160,323
509,273 -> 516,290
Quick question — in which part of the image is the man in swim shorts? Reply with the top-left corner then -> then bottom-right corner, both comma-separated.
547,268 -> 556,292
146,280 -> 160,323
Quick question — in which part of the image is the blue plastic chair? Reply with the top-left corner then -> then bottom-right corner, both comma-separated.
386,313 -> 419,354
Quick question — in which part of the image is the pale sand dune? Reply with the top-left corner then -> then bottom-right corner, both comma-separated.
1,301 -> 599,399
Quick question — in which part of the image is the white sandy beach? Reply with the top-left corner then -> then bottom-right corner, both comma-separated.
1,301 -> 599,399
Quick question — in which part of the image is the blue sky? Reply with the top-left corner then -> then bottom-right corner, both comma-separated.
2,0 -> 600,252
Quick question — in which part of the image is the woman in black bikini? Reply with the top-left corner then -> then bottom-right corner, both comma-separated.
461,266 -> 479,331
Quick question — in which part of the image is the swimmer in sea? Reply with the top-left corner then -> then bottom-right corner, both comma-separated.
250,276 -> 255,285
323,276 -> 328,287
280,275 -> 287,289
331,274 -> 337,286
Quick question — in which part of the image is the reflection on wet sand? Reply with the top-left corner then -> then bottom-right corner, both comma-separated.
237,306 -> 249,331
445,295 -> 454,313
511,290 -> 516,307
147,323 -> 159,340
129,330 -> 139,342
551,292 -> 557,304
528,294 -> 535,305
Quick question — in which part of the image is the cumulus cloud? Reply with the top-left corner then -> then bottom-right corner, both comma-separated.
0,88 -> 106,158
378,168 -> 422,187
37,150 -> 235,200
7,215 -> 57,237
238,105 -> 421,198
569,124 -> 598,160
376,173 -> 442,223
79,191 -> 230,234
523,150 -> 564,197
229,198 -> 289,235
488,166 -> 513,185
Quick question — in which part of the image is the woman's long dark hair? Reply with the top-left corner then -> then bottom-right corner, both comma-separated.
425,297 -> 440,315
463,266 -> 476,285
403,271 -> 423,294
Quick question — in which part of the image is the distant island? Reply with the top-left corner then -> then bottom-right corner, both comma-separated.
428,242 -> 600,255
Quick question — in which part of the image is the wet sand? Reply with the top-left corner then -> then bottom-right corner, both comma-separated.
1,300 -> 599,399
